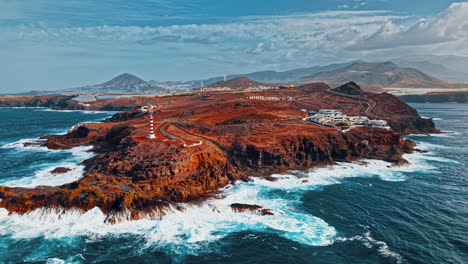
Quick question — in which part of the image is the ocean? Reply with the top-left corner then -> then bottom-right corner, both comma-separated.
0,104 -> 466,264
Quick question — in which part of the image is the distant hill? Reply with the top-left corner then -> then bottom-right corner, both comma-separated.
298,61 -> 462,89
66,73 -> 152,94
400,91 -> 468,103
208,77 -> 273,89
4,73 -> 187,96
394,60 -> 468,82
331,82 -> 366,95
99,73 -> 147,90
296,82 -> 331,93
200,62 -> 353,87
5,60 -> 467,97
393,54 -> 468,82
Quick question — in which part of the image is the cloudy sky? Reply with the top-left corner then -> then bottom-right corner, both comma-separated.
1,0 -> 468,92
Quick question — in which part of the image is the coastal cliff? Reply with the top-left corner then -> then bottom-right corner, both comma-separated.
399,92 -> 468,103
0,83 -> 435,221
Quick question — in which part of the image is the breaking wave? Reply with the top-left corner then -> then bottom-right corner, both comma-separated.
34,108 -> 117,115
0,146 -> 441,259
0,139 -> 94,187
336,231 -> 403,264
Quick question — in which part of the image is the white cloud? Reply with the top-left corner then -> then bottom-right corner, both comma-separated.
1,3 -> 468,92
350,2 -> 468,50
5,11 -> 403,61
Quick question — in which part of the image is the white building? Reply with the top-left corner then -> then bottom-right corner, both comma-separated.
368,120 -> 389,129
307,109 -> 390,130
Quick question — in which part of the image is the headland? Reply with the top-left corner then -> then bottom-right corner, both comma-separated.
0,82 -> 438,222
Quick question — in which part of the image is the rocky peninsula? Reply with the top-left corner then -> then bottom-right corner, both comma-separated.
400,91 -> 468,103
0,82 -> 438,222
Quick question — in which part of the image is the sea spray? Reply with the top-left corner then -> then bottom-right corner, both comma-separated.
0,146 -> 442,256
0,145 -> 94,187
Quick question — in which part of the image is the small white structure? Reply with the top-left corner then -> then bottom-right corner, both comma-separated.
140,104 -> 158,112
183,141 -> 203,148
146,113 -> 156,139
78,103 -> 91,108
248,96 -> 281,101
306,109 -> 390,130
348,116 -> 370,125
368,120 -> 389,129
200,87 -> 232,92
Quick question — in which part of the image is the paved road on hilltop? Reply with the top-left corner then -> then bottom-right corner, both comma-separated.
325,90 -> 377,118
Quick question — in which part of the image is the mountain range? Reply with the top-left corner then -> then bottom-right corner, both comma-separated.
5,73 -> 188,96
208,77 -> 273,89
4,60 -> 467,97
297,61 -> 461,90
199,62 -> 353,85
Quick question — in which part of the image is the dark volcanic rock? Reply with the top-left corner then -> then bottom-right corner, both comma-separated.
105,111 -> 147,122
332,81 -> 366,95
231,203 -> 274,215
51,167 -> 72,174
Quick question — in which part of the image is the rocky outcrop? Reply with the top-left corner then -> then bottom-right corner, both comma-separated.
230,203 -> 274,215
0,95 -> 81,109
399,92 -> 468,103
366,92 -> 439,134
331,81 -> 366,95
50,167 -> 72,174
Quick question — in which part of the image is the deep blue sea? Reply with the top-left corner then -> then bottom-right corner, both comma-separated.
0,104 -> 466,264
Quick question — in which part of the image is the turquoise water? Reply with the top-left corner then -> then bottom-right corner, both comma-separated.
0,104 -> 466,264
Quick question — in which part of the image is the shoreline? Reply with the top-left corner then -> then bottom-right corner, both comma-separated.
0,83 -> 439,221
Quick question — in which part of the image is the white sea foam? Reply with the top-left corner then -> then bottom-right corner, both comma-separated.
0,145 -> 94,187
0,129 -> 450,259
407,131 -> 461,138
0,109 -> 114,187
414,141 -> 453,150
1,137 -> 48,151
336,231 -> 403,263
0,148 -> 443,256
34,108 -> 117,115
420,116 -> 443,121
46,258 -> 66,264
0,107 -> 47,109
0,162 -> 86,187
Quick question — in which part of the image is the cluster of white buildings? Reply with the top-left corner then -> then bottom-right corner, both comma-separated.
246,85 -> 280,91
307,109 -> 390,129
200,85 -> 281,92
248,95 -> 281,101
199,87 -> 232,92
248,95 -> 295,101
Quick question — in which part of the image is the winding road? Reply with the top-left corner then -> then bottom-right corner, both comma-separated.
325,90 -> 377,118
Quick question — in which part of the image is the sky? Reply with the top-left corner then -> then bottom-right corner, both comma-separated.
1,0 -> 468,92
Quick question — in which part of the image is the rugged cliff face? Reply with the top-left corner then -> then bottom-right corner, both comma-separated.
366,92 -> 439,134
399,92 -> 468,103
0,83 -> 433,221
0,95 -> 80,109
0,118 -> 413,222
